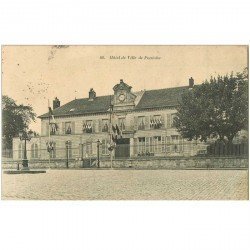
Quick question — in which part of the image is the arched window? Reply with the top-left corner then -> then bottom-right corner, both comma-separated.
31,143 -> 39,159
18,143 -> 23,159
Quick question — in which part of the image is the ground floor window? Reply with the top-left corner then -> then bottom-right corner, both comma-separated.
101,139 -> 108,155
135,135 -> 184,156
31,143 -> 39,159
171,135 -> 183,153
136,136 -> 162,155
86,142 -> 92,156
138,137 -> 146,153
65,141 -> 72,159
79,141 -> 94,158
18,143 -> 24,159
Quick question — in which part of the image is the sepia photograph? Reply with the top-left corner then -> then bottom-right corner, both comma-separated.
1,45 -> 249,200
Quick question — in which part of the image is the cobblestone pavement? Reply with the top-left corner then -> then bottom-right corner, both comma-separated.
1,169 -> 249,200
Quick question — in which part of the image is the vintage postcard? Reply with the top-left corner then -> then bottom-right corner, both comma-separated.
1,45 -> 248,200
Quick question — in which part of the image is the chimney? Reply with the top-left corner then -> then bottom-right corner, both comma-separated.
88,88 -> 96,101
120,79 -> 123,84
189,77 -> 194,88
53,97 -> 60,109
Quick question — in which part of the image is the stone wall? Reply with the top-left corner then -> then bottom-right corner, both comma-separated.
100,157 -> 248,169
2,157 -> 248,170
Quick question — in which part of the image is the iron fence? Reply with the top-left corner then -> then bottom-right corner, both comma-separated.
2,141 -> 248,164
207,142 -> 248,156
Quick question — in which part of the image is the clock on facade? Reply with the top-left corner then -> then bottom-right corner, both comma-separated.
118,94 -> 125,102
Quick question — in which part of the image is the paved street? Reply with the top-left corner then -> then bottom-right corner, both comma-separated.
1,169 -> 248,200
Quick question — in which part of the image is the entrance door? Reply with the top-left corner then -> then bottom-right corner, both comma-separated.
115,138 -> 130,158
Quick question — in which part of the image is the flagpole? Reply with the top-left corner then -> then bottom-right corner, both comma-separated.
109,95 -> 113,169
48,99 -> 51,169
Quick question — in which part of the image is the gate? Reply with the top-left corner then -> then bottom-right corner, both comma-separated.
115,138 -> 130,158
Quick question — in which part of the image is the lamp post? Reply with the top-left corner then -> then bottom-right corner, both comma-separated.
97,139 -> 101,168
66,140 -> 70,168
19,130 -> 32,170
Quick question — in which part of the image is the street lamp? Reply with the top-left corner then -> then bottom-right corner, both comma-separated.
96,139 -> 101,168
66,140 -> 70,168
19,130 -> 32,170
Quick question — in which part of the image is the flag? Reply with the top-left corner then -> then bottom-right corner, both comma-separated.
112,125 -> 116,133
48,106 -> 58,132
48,107 -> 56,124
115,124 -> 120,135
46,141 -> 54,152
112,134 -> 117,143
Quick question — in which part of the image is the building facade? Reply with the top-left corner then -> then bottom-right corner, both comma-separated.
13,78 -> 208,161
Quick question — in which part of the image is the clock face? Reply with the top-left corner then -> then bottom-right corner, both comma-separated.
118,94 -> 125,102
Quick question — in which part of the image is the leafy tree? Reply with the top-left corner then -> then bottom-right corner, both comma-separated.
174,69 -> 248,143
2,95 -> 36,149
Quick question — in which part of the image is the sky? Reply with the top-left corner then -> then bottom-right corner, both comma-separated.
2,45 -> 248,132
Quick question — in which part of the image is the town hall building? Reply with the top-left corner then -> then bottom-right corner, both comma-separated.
13,78 -> 207,163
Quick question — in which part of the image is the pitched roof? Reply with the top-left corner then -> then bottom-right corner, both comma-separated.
39,95 -> 113,118
135,86 -> 189,110
39,85 -> 189,118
